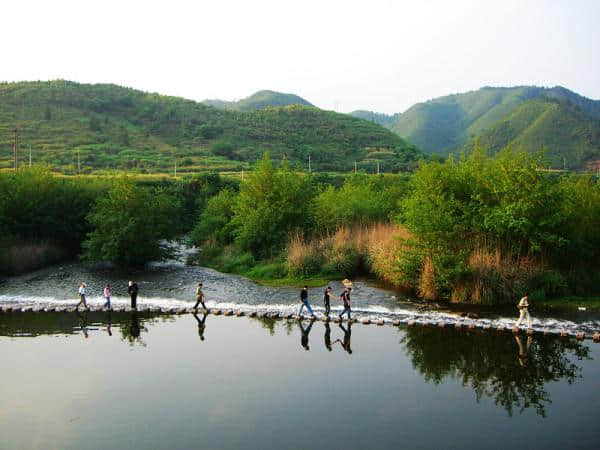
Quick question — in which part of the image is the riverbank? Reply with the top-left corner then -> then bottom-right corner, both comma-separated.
536,296 -> 600,311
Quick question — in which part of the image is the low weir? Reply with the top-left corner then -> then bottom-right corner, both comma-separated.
1,304 -> 598,342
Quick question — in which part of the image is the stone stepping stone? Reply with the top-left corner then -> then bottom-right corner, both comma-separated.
392,319 -> 401,326
376,319 -> 385,326
361,319 -> 371,325
236,311 -> 245,317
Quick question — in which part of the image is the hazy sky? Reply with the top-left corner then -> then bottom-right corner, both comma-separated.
2,0 -> 599,113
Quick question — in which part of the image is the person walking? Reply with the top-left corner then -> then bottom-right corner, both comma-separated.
298,285 -> 316,318
323,286 -> 332,317
103,284 -> 112,310
193,282 -> 206,310
128,280 -> 139,309
515,292 -> 532,329
75,282 -> 88,310
339,287 -> 352,320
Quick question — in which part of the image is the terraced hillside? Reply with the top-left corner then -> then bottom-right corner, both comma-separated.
0,81 -> 420,174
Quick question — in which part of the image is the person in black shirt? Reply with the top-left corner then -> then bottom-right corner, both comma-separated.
298,285 -> 316,318
339,287 -> 352,320
128,280 -> 139,309
323,286 -> 332,317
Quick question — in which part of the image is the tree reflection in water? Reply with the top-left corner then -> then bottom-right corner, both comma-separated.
120,312 -> 148,347
401,327 -> 591,417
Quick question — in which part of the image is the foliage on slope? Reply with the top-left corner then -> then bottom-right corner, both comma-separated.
0,81 -> 420,173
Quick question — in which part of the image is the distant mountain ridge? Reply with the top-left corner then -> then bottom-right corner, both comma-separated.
351,86 -> 600,169
203,90 -> 313,111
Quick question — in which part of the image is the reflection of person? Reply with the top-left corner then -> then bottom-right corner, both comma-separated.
299,286 -> 316,318
299,319 -> 314,351
106,310 -> 113,336
75,282 -> 88,310
103,284 -> 112,310
515,293 -> 532,329
193,311 -> 208,341
128,280 -> 139,309
76,309 -> 89,339
336,322 -> 352,354
338,287 -> 352,320
323,286 -> 332,317
193,282 -> 206,310
515,335 -> 532,367
324,321 -> 332,351
130,312 -> 140,339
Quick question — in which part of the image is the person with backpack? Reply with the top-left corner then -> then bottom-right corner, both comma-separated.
515,292 -> 532,329
75,282 -> 88,310
339,287 -> 352,320
103,284 -> 111,310
298,285 -> 316,318
323,286 -> 332,317
193,282 -> 206,310
128,280 -> 139,309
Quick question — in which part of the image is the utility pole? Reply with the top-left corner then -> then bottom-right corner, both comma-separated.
308,154 -> 311,173
77,150 -> 81,174
563,157 -> 567,172
13,128 -> 18,171
29,146 -> 32,168
354,161 -> 357,174
174,158 -> 177,177
377,161 -> 380,175
241,167 -> 244,181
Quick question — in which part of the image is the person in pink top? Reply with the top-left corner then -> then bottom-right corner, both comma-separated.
103,284 -> 112,310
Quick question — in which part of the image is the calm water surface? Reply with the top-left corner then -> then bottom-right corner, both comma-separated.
1,311 -> 599,449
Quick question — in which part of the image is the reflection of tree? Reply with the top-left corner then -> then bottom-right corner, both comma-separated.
254,316 -> 276,336
120,313 -> 148,347
401,327 -> 591,417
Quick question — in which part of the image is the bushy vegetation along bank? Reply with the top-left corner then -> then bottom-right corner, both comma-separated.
191,150 -> 600,304
0,169 -> 237,273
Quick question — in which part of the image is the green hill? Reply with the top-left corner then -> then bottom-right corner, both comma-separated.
0,81 -> 420,174
351,86 -> 600,169
203,90 -> 313,111
472,98 -> 600,168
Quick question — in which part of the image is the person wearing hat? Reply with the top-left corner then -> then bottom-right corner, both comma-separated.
75,282 -> 88,310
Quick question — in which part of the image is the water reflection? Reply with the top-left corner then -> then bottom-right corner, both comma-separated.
401,327 -> 591,416
75,310 -> 89,339
192,312 -> 208,341
324,322 -> 332,351
299,320 -> 314,351
334,322 -> 352,355
0,312 -> 593,417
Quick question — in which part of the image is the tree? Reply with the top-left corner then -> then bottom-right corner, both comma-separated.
230,153 -> 314,258
82,178 -> 179,265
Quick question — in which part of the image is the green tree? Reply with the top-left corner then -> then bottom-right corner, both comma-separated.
230,153 -> 314,258
82,178 -> 179,265
190,188 -> 237,246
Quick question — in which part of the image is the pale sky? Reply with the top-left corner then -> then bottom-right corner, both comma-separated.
2,0 -> 599,114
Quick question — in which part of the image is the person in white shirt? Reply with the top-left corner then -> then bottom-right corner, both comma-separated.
515,292 -> 532,329
75,282 -> 88,310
